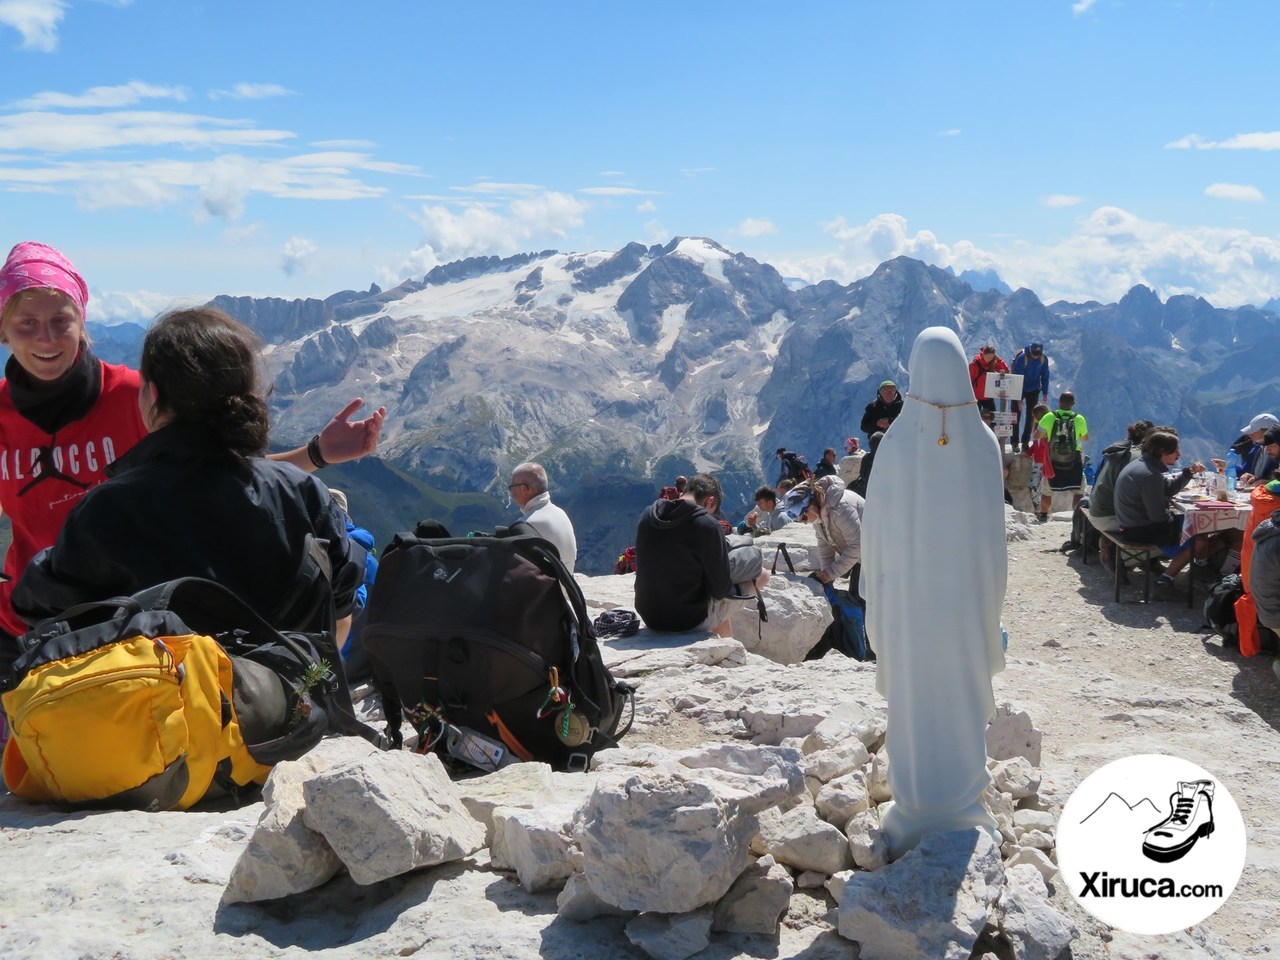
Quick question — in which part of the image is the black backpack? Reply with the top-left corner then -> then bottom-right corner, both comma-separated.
1203,574 -> 1244,646
1049,411 -> 1078,467
361,521 -> 633,772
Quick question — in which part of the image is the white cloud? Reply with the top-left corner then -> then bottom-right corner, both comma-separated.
938,128 -> 961,137
398,191 -> 589,278
0,0 -> 66,52
1167,131 -> 1280,151
597,170 -> 625,177
0,149 -> 411,216
311,138 -> 377,149
92,288 -> 179,325
680,166 -> 716,177
784,208 -> 1280,308
579,186 -> 659,196
643,219 -> 667,244
1205,182 -> 1265,203
281,236 -> 317,276
208,83 -> 294,101
14,82 -> 187,109
736,217 -> 778,237
1072,0 -> 1098,14
637,199 -> 657,214
1043,194 -> 1083,208
0,109 -> 295,152
452,181 -> 542,195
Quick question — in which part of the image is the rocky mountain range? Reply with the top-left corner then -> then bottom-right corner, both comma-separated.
69,238 -> 1280,574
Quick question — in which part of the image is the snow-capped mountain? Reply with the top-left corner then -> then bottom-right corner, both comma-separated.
200,238 -> 1279,573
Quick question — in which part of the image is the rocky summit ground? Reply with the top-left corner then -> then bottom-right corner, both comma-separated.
1,514 -> 1277,960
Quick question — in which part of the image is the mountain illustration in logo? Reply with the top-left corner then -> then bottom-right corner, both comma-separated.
1079,792 -> 1162,827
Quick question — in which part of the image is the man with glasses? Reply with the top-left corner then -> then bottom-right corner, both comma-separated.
1114,432 -> 1210,593
509,462 -> 577,573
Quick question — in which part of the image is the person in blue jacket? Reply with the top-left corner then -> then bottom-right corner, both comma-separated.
327,487 -> 378,661
1010,342 -> 1050,453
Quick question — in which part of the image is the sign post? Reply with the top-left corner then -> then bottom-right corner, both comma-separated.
985,372 -> 1023,444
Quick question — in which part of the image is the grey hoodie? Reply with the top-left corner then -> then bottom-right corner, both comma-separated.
1250,509 -> 1280,629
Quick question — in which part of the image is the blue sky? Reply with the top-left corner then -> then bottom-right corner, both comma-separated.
3,0 -> 1280,322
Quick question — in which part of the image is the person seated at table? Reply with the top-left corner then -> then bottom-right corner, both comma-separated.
1113,431 -> 1213,594
1238,426 -> 1280,490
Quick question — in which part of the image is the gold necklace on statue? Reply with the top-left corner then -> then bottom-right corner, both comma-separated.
905,393 -> 978,446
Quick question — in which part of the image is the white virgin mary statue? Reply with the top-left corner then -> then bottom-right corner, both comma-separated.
860,325 -> 1007,859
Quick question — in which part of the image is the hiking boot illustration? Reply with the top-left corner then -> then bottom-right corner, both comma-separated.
1142,780 -> 1215,863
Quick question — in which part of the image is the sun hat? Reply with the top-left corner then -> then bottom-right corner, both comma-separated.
0,241 -> 89,318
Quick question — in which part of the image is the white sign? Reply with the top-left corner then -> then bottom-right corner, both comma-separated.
985,372 -> 1024,439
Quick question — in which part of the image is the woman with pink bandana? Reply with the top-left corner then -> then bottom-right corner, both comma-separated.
0,241 -> 385,672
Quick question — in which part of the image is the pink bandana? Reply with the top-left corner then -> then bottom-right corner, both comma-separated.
0,241 -> 90,318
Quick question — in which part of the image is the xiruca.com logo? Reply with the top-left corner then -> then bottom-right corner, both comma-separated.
1056,755 -> 1246,935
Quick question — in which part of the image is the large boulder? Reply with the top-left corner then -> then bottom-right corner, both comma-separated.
301,751 -> 485,885
491,802 -> 582,892
752,803 -> 852,876
575,773 -> 760,913
997,863 -> 1078,960
730,574 -> 830,664
711,854 -> 794,934
837,828 -> 1005,960
222,736 -> 380,903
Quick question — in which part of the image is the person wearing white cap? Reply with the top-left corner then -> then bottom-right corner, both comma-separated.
1232,413 -> 1280,480
861,325 -> 1006,857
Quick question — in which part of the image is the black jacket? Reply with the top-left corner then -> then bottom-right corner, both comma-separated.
634,498 -> 731,632
860,393 -> 903,438
12,420 -> 361,630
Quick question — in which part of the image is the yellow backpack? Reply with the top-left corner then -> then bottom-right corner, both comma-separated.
1,578 -> 378,810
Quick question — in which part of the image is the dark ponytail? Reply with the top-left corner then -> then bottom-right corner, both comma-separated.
140,307 -> 269,457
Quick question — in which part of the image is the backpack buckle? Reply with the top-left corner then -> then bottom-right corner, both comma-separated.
566,751 -> 592,773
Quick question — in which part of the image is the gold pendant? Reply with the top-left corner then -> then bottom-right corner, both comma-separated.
938,435 -> 948,446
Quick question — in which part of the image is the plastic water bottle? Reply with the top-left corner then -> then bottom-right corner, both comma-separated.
1225,450 -> 1239,491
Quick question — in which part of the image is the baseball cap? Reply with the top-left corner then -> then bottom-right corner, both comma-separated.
1241,413 -> 1280,435
879,379 -> 896,390
1029,342 -> 1043,354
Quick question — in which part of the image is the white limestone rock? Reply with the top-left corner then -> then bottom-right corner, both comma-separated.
752,803 -> 853,876
555,870 -> 635,922
867,750 -> 893,803
1005,846 -> 1059,884
1017,829 -> 1055,852
998,863 -> 1078,960
991,756 -> 1041,800
301,750 -> 485,885
675,743 -> 806,813
802,704 -> 887,753
491,802 -> 582,892
453,762 -> 556,846
1012,808 -> 1056,839
603,635 -> 748,678
837,828 -> 1005,960
222,736 -> 379,904
796,869 -> 827,889
711,854 -> 794,934
846,809 -> 890,872
985,705 -> 1043,766
739,700 -> 830,745
753,531 -> 819,572
625,910 -> 713,960
575,773 -> 759,913
826,869 -> 854,903
732,574 -> 830,665
815,770 -> 871,829
803,739 -> 871,792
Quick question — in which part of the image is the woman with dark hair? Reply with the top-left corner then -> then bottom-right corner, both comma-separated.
0,242 -> 383,666
12,307 -> 364,637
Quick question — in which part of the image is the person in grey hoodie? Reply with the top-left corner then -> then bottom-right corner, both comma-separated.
791,474 -> 866,586
1250,508 -> 1280,645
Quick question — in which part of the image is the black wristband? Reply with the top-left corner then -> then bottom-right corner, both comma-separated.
307,434 -> 329,469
